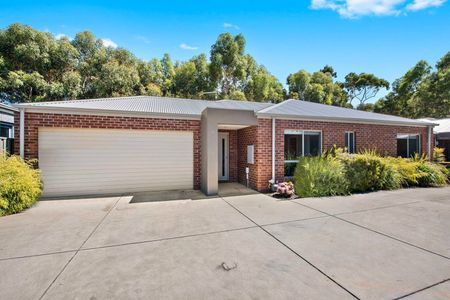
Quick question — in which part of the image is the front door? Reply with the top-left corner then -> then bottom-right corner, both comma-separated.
218,132 -> 229,181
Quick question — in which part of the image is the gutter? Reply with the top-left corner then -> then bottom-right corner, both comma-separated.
272,118 -> 276,183
19,108 -> 25,158
428,125 -> 433,161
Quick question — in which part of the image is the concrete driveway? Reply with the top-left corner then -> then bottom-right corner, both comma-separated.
1,187 -> 449,300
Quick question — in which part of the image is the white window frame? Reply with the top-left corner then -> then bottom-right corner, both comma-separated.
397,133 -> 420,157
345,131 -> 355,154
284,129 -> 322,166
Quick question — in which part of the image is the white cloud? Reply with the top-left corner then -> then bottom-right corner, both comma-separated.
310,0 -> 446,18
406,0 -> 446,10
136,35 -> 151,44
101,38 -> 118,48
179,43 -> 198,50
223,22 -> 240,30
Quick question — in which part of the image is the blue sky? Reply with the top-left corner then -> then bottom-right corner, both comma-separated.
1,0 -> 449,101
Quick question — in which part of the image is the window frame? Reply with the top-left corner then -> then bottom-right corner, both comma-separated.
344,131 -> 356,154
284,129 -> 322,176
396,133 -> 420,158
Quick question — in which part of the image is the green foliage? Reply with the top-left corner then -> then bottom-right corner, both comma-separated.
433,147 -> 446,163
287,69 -> 347,106
385,157 -> 425,186
0,156 -> 42,216
294,156 -> 350,197
416,161 -> 448,187
342,72 -> 389,107
341,152 -> 402,192
375,52 -> 450,118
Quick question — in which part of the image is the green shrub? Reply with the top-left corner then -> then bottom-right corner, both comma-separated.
294,156 -> 350,197
433,147 -> 446,163
385,157 -> 425,186
340,152 -> 402,192
416,161 -> 448,187
0,156 -> 42,216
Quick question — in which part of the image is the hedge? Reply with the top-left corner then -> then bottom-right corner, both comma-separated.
0,155 -> 42,216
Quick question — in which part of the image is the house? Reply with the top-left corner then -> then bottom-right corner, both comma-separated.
0,103 -> 16,154
13,96 -> 436,197
423,118 -> 450,161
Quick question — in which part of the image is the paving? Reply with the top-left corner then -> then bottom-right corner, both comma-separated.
0,185 -> 449,299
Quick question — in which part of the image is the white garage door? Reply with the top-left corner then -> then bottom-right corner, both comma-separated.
39,128 -> 194,197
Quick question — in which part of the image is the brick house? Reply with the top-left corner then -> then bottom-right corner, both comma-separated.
14,96 -> 435,197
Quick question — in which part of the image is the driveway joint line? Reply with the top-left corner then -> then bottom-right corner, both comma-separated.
393,278 -> 450,299
220,196 -> 360,300
0,249 -> 77,262
38,195 -> 122,300
79,225 -> 259,251
289,200 -> 450,260
331,200 -> 424,216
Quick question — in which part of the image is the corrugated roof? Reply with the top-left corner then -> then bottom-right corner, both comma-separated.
14,96 -> 272,117
258,99 -> 435,126
14,96 -> 433,126
419,118 -> 450,134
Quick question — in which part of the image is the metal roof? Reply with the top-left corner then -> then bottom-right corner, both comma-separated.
258,99 -> 435,126
419,118 -> 450,136
13,96 -> 433,126
14,96 -> 272,118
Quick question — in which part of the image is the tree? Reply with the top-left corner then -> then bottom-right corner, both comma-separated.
244,66 -> 284,102
343,72 -> 389,108
287,68 -> 347,106
209,33 -> 248,97
375,60 -> 431,117
160,53 -> 175,96
320,65 -> 337,78
172,54 -> 212,99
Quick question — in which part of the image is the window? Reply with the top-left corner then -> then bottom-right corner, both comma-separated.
0,124 -> 12,138
345,132 -> 355,153
284,130 -> 321,176
397,134 -> 420,158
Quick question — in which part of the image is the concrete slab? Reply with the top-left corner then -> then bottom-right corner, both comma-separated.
293,187 -> 450,215
0,197 -> 119,259
0,252 -> 74,299
264,217 -> 450,299
404,281 -> 450,300
83,196 -> 254,249
43,228 -> 353,300
340,199 -> 450,258
225,194 -> 325,225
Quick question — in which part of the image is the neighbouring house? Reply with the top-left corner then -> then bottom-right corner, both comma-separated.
420,118 -> 450,161
13,96 -> 436,197
0,103 -> 16,154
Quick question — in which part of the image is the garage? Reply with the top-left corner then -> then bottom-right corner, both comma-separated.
38,127 -> 194,197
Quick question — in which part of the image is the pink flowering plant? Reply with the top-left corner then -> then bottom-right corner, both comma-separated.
276,181 -> 295,197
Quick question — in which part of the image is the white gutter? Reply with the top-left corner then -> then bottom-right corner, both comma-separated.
272,117 -> 276,183
19,108 -> 25,158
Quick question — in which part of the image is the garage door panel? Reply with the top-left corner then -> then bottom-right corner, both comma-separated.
39,128 -> 194,197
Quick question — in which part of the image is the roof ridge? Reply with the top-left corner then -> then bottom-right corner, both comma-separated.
257,99 -> 294,113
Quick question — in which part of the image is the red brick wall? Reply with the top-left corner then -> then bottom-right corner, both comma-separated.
218,130 -> 238,182
272,120 -> 428,185
14,112 -> 201,189
253,118 -> 432,192
237,126 -> 258,189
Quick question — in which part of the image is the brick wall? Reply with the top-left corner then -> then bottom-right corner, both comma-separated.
14,112 -> 202,189
253,118 -> 432,192
218,130 -> 238,182
237,126 -> 258,189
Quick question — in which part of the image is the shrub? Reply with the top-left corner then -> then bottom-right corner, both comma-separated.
0,156 -> 42,216
433,147 -> 446,163
294,156 -> 350,197
385,157 -> 425,187
416,161 -> 448,187
340,152 -> 402,192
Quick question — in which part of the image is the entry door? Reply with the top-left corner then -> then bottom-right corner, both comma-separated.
218,132 -> 229,181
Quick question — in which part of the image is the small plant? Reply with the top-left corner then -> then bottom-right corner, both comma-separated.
433,147 -> 446,163
294,156 -> 350,197
416,161 -> 448,187
276,181 -> 295,197
0,156 -> 42,216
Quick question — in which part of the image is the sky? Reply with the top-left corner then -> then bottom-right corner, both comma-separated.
1,0 -> 449,101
